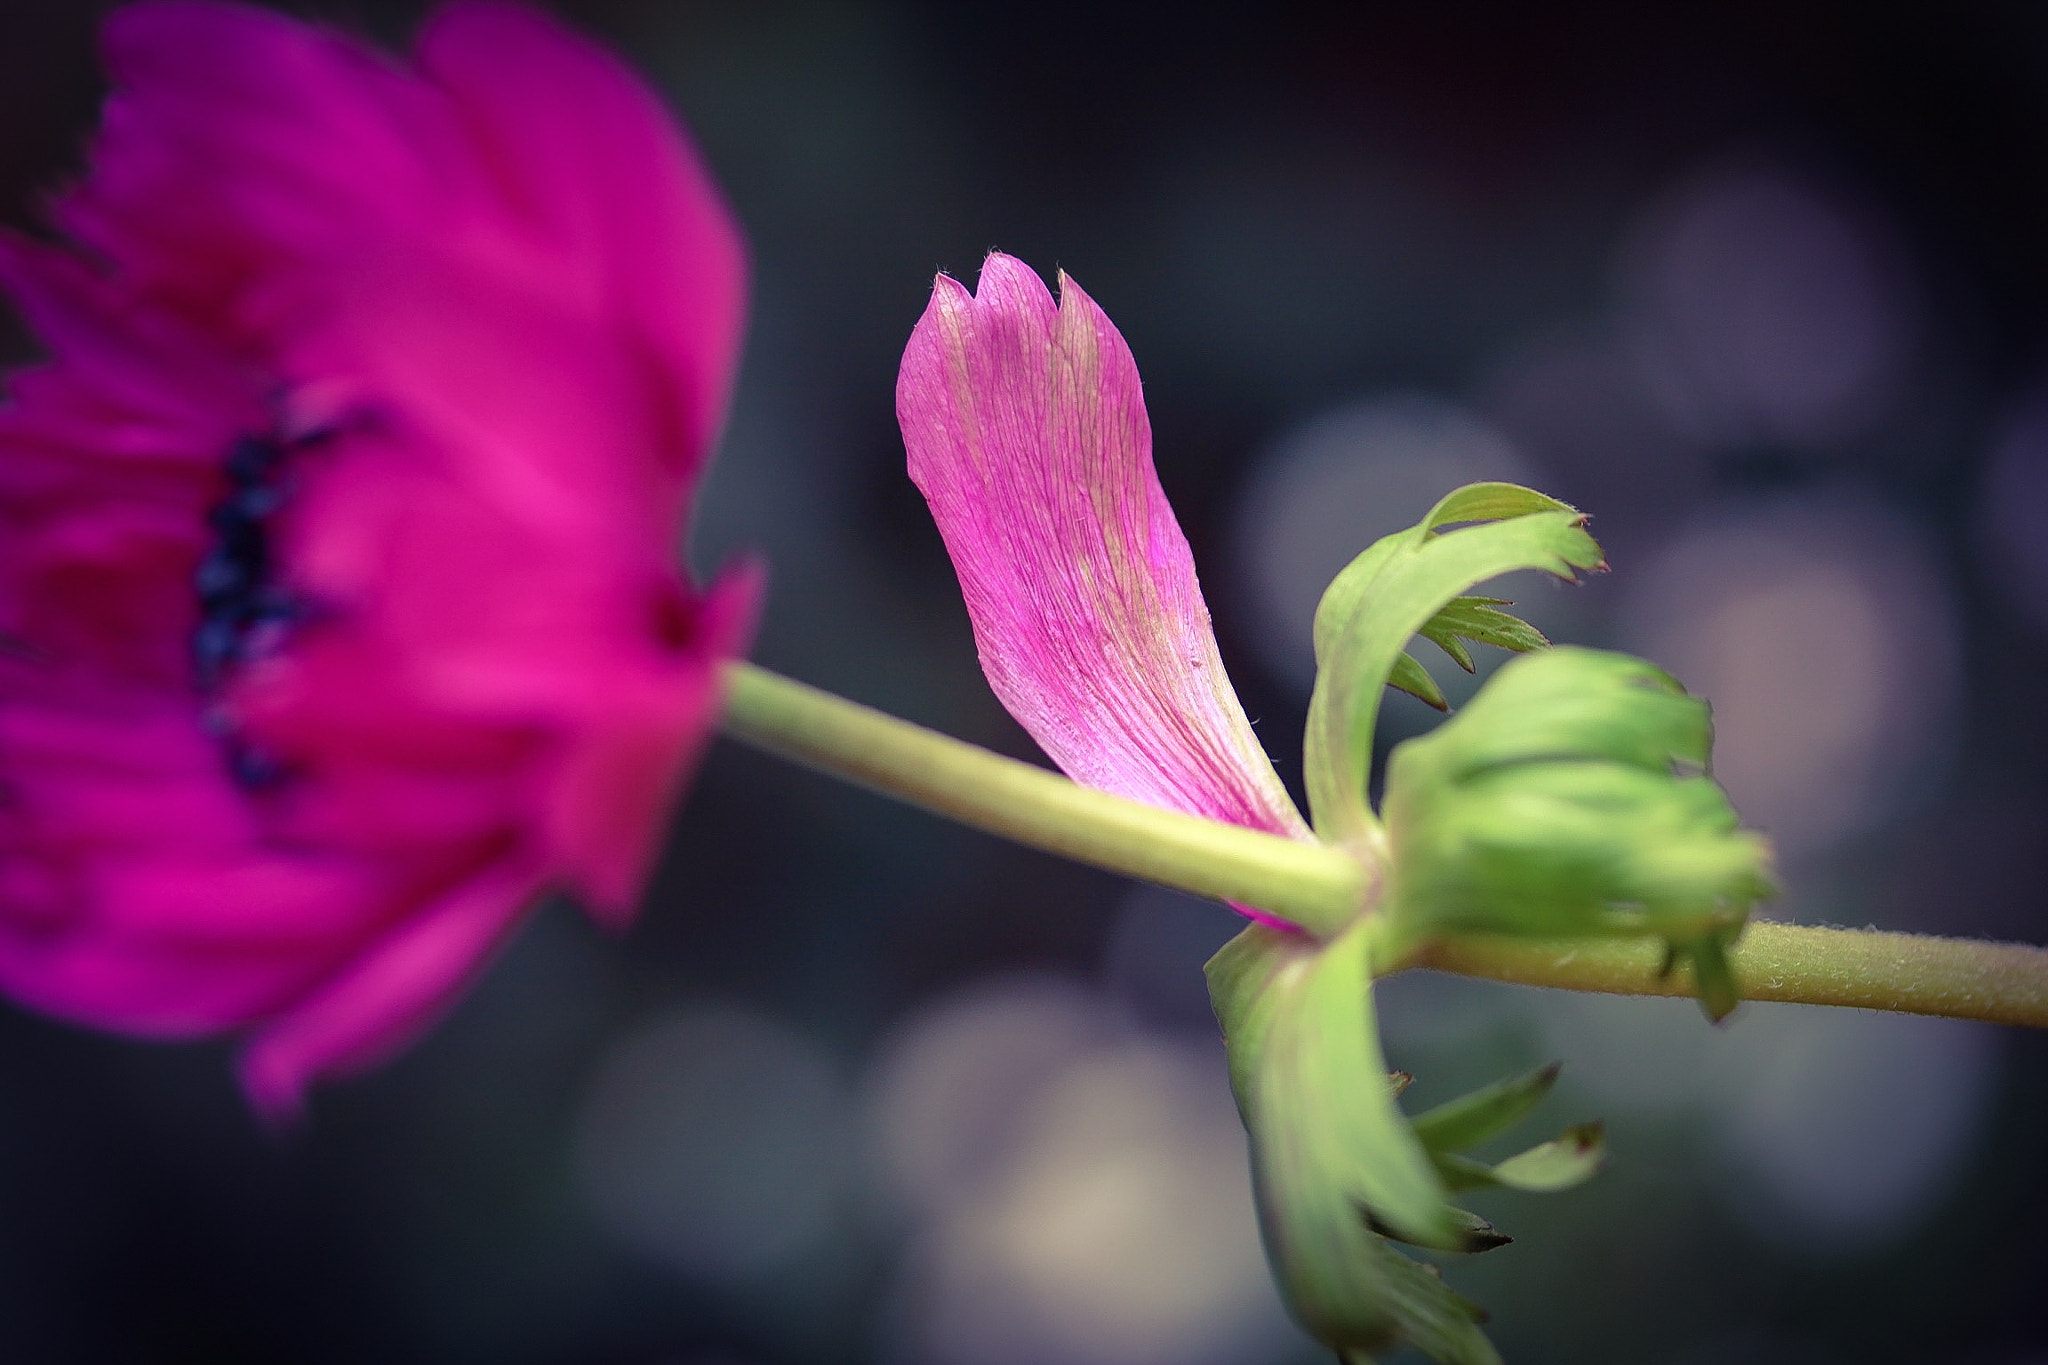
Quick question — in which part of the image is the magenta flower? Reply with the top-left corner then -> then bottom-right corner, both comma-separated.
899,254 -> 1310,887
0,1 -> 755,1118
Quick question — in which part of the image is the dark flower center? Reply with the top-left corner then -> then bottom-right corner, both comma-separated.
194,433 -> 301,788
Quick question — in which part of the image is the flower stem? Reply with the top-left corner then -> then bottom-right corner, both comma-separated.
1410,924 -> 2048,1027
718,663 -> 2048,1029
719,663 -> 1366,935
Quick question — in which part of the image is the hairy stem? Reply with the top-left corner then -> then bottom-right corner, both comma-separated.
720,663 -> 1366,936
719,662 -> 2048,1028
1410,923 -> 2048,1028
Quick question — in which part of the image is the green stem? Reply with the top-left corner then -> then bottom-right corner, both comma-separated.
718,662 -> 2048,1029
1411,923 -> 2048,1028
719,663 -> 1366,936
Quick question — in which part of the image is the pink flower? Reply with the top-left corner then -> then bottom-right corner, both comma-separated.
0,1 -> 755,1118
899,254 -> 1311,895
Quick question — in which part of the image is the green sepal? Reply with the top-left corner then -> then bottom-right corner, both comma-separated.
1390,652 -> 1451,711
1445,1208 -> 1514,1253
1410,1062 -> 1562,1155
1337,1241 -> 1500,1365
1304,483 -> 1603,848
1381,647 -> 1774,1015
1420,482 -> 1583,530
1419,596 -> 1551,675
1386,643 -> 1711,782
1433,1123 -> 1606,1195
1397,594 -> 1554,710
1409,1063 -> 1601,1203
1208,919 -> 1455,1251
1208,921 -> 1501,1363
1667,933 -> 1742,1022
1368,1204 -> 1515,1254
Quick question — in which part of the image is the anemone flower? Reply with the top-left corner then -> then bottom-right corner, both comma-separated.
900,253 -> 1310,895
0,0 -> 755,1119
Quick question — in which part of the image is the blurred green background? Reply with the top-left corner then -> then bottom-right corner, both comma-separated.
2,2 -> 2045,1361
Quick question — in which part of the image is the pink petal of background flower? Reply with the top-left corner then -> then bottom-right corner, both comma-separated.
899,253 -> 1307,845
0,0 -> 754,1119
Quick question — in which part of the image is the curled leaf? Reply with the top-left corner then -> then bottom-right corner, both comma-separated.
1433,1123 -> 1607,1195
1418,596 -> 1551,674
1381,647 -> 1774,1015
1368,1203 -> 1516,1254
1209,922 -> 1505,1361
1391,651 -> 1451,711
1304,483 -> 1603,846
1410,1062 -> 1563,1156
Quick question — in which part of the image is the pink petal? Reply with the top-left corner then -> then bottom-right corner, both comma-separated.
899,254 -> 1307,839
68,1 -> 467,323
237,849 -> 549,1125
0,231 -> 258,457
543,559 -> 762,923
0,502 -> 199,686
0,695 -> 383,1034
0,0 -> 756,1116
285,252 -> 684,554
417,1 -> 748,479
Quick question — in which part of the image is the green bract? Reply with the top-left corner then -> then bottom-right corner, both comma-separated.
1208,930 -> 1604,1365
1304,482 -> 1603,850
1209,483 -> 1773,1364
1381,647 -> 1775,1019
1207,922 -> 1501,1365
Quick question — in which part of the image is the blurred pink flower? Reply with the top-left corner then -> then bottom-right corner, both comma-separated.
0,1 -> 756,1118
899,254 -> 1310,903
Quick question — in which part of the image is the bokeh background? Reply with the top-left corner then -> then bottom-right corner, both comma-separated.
3,1 -> 2047,1361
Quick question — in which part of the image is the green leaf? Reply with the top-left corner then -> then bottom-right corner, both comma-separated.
1419,596 -> 1551,673
1493,1122 -> 1606,1192
1671,933 -> 1741,1022
1331,1240 -> 1502,1365
1410,1063 -> 1562,1155
1209,921 -> 1507,1362
1420,623 -> 1476,674
1402,594 -> 1556,715
1420,482 -> 1582,532
1368,1203 -> 1515,1254
1343,1241 -> 1501,1365
1210,922 -> 1611,1361
1388,647 -> 1711,785
1389,652 -> 1450,711
1433,1123 -> 1606,1194
1380,647 -> 1775,1014
1445,1207 -> 1514,1253
1303,484 -> 1603,847
1208,920 -> 1455,1252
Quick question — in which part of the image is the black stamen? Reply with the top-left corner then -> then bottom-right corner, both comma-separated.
193,549 -> 251,607
223,433 -> 284,484
192,617 -> 239,689
226,741 -> 288,791
194,429 -> 305,790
